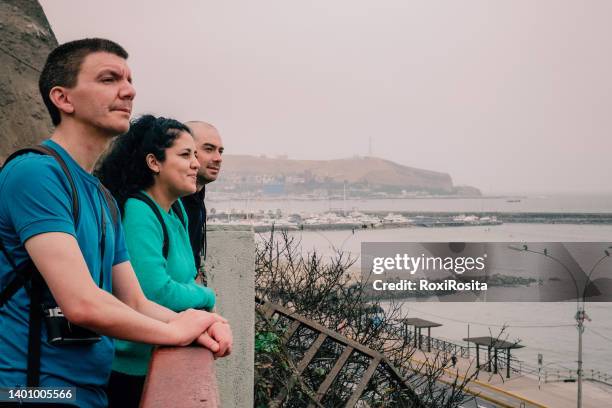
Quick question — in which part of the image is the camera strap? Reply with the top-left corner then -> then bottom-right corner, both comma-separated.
27,271 -> 43,386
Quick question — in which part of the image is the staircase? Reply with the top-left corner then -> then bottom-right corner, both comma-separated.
256,299 -> 422,407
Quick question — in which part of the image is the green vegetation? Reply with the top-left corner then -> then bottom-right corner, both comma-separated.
254,230 -> 486,407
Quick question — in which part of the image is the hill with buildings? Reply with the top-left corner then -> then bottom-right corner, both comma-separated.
209,154 -> 481,198
0,2 -> 479,199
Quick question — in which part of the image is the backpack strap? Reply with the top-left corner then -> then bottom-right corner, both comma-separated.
1,145 -> 81,304
0,241 -> 41,386
4,146 -> 80,225
130,192 -> 171,259
1,144 -> 80,387
0,257 -> 35,307
171,200 -> 186,228
99,183 -> 119,226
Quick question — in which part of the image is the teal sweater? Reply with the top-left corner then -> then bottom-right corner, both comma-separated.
112,194 -> 215,376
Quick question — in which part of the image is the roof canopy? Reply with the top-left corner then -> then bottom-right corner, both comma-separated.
462,336 -> 524,349
400,318 -> 443,328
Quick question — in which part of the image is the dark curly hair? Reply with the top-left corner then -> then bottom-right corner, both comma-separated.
96,115 -> 191,214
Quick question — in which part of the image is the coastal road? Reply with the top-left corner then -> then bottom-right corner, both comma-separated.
411,368 -> 544,408
459,398 -> 498,408
412,374 -> 515,408
462,381 -> 541,408
407,352 -> 546,408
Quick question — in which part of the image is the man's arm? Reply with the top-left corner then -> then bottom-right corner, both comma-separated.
25,232 -> 216,346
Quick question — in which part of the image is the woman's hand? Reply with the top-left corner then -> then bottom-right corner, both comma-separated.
196,321 -> 233,358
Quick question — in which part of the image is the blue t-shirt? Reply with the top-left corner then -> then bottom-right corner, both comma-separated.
0,140 -> 129,408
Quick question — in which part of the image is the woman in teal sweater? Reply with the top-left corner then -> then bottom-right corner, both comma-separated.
97,115 -> 225,407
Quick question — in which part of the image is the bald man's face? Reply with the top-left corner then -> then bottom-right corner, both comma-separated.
191,124 -> 224,186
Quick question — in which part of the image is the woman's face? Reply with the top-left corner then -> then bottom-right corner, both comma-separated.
154,131 -> 200,197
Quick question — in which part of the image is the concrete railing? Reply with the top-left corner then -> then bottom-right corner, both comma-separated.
141,346 -> 220,407
140,224 -> 255,407
204,225 -> 256,407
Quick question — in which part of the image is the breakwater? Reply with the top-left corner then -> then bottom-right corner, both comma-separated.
365,211 -> 612,225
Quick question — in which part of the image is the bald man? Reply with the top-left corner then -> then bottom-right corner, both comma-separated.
182,121 -> 224,276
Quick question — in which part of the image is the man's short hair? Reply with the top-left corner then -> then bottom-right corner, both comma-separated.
39,38 -> 129,126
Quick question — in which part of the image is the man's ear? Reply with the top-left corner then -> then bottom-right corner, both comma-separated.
49,86 -> 75,115
145,153 -> 161,174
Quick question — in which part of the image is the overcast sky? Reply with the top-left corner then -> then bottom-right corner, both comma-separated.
40,1 -> 612,195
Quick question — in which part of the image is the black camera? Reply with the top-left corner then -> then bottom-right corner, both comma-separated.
43,306 -> 101,345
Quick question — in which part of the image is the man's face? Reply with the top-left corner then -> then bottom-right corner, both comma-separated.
192,125 -> 224,185
62,51 -> 135,135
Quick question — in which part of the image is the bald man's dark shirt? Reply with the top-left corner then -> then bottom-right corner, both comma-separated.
182,188 -> 206,272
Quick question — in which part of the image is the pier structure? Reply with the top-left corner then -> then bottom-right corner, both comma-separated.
463,336 -> 524,379
400,317 -> 442,352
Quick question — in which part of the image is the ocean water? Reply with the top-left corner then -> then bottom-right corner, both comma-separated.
244,194 -> 612,374
285,223 -> 612,257
254,223 -> 612,374
210,194 -> 612,213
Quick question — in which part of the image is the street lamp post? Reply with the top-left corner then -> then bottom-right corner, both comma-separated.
509,244 -> 610,408
575,307 -> 589,406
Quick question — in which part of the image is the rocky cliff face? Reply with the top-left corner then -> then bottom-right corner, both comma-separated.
0,0 -> 57,162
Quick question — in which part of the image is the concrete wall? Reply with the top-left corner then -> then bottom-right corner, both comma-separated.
204,225 -> 255,408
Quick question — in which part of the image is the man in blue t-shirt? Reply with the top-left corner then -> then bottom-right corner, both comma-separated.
0,38 -> 232,408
